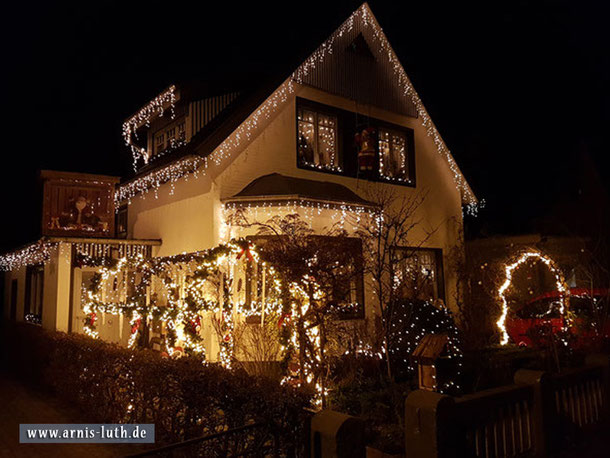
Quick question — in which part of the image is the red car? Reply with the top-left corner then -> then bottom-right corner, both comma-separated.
506,288 -> 610,348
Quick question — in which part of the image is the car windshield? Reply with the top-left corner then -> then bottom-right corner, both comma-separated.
570,295 -> 609,316
515,299 -> 562,319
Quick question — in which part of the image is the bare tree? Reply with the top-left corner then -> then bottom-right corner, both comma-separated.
448,218 -> 498,351
355,186 -> 436,380
233,317 -> 284,378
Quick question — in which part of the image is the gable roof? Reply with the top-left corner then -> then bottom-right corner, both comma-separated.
225,173 -> 375,208
117,3 -> 477,212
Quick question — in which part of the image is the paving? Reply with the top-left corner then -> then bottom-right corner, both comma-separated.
0,374 -> 145,458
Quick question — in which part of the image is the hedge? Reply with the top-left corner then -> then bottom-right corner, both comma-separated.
2,324 -> 312,446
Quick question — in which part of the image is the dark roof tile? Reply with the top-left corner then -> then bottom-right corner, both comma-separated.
230,173 -> 374,207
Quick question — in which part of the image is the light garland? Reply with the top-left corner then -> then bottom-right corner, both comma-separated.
122,85 -> 177,171
80,235 -> 365,404
0,241 -> 58,271
384,300 -> 463,394
0,239 -> 158,272
221,196 -> 385,244
116,81 -> 294,204
115,4 -> 478,213
497,251 -> 570,345
81,240 -> 283,361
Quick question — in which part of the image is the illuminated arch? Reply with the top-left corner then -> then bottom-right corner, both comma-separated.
497,250 -> 570,345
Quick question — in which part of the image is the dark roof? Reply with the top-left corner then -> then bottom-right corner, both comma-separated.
119,3 -> 475,205
122,8 -> 352,184
228,173 -> 374,207
412,334 -> 449,363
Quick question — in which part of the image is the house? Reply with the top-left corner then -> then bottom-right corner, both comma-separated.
1,3 -> 476,363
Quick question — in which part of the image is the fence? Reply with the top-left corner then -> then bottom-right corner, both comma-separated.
405,354 -> 609,458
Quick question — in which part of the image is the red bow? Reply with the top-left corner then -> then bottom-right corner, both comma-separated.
131,318 -> 141,334
278,313 -> 292,328
237,245 -> 254,262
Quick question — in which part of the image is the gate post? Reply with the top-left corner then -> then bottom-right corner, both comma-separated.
405,390 -> 455,458
310,410 -> 365,458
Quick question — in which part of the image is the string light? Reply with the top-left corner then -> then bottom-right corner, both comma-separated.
81,240 -> 279,360
0,241 -> 58,271
497,251 -> 570,345
78,236 -> 365,404
0,240 -> 157,272
122,85 -> 177,171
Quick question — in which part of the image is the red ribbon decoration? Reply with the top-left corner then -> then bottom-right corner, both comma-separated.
131,318 -> 141,334
278,313 -> 292,328
236,244 -> 254,262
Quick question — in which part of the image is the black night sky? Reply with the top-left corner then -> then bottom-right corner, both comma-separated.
1,0 -> 608,253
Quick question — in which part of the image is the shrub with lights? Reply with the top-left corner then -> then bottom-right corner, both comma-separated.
387,299 -> 462,393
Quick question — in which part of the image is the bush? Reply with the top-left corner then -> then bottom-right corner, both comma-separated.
460,345 -> 545,392
1,323 -> 311,446
329,371 -> 411,455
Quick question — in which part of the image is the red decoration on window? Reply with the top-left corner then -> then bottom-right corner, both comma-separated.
355,127 -> 376,173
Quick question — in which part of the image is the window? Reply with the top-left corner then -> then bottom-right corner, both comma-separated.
297,108 -> 341,172
296,98 -> 415,185
327,237 -> 365,319
167,127 -> 176,141
155,133 -> 165,154
25,265 -> 44,324
394,248 -> 444,302
178,121 -> 186,140
245,235 -> 364,320
378,128 -> 409,182
116,205 -> 128,238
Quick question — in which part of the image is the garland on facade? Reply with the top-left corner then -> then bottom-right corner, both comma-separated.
81,239 -> 261,358
0,240 -> 58,271
79,237 -> 353,405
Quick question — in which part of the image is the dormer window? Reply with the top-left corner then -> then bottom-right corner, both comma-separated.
378,128 -> 409,182
152,119 -> 187,158
297,107 -> 341,172
155,133 -> 165,154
